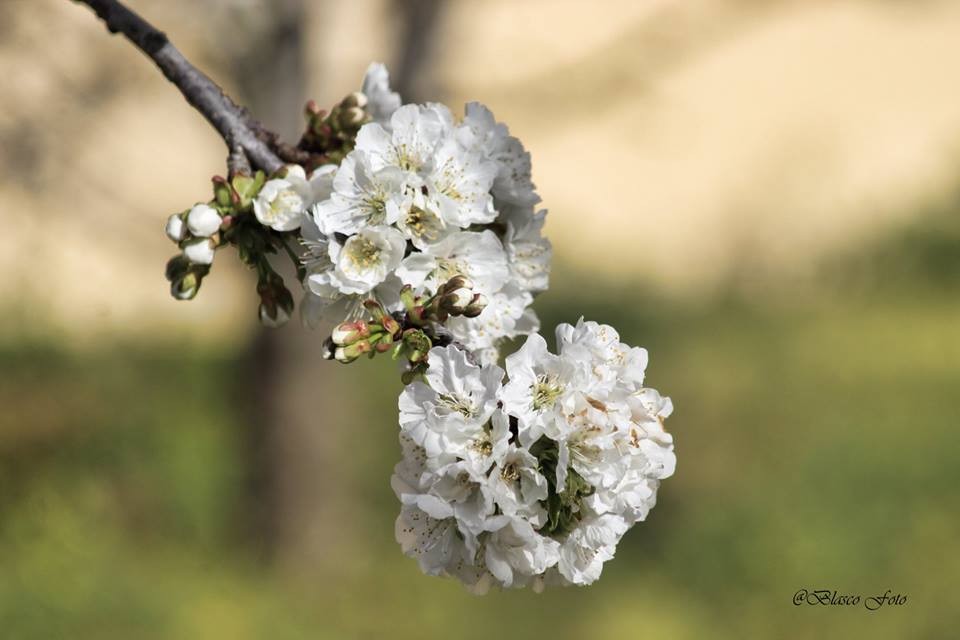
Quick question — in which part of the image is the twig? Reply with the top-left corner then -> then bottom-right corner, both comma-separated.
74,0 -> 284,174
227,142 -> 252,177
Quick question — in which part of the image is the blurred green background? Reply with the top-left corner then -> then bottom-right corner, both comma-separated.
3,1 -> 960,638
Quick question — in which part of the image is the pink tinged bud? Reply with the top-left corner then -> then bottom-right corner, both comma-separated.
331,320 -> 371,346
380,314 -> 401,337
334,340 -> 372,363
363,299 -> 387,321
183,239 -> 216,265
374,336 -> 395,353
408,305 -> 427,325
165,214 -> 186,242
187,203 -> 223,237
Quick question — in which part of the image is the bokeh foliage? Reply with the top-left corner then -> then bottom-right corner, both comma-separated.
3,210 -> 959,637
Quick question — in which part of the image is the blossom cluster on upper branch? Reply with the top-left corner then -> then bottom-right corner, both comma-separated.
164,64 -> 549,368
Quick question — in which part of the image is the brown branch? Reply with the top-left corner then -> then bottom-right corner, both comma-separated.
74,0 -> 284,174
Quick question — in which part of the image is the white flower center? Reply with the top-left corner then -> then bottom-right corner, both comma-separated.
266,189 -> 303,222
435,257 -> 466,282
404,205 -> 444,242
345,236 -> 382,269
363,191 -> 388,225
531,374 -> 563,410
500,462 -> 520,482
437,393 -> 477,418
393,143 -> 422,172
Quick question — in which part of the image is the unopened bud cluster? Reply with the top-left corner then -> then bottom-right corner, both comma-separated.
322,276 -> 489,381
299,91 -> 371,168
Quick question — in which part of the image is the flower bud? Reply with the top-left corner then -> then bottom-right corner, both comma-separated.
183,238 -> 216,265
341,91 -> 368,109
401,363 -> 427,385
407,305 -> 427,326
331,320 -> 372,346
403,330 -> 432,363
171,272 -> 200,300
165,254 -> 190,283
187,203 -> 223,237
439,275 -> 474,295
340,106 -> 366,128
334,340 -> 372,363
374,336 -> 396,353
259,302 -> 290,328
305,99 -> 323,118
165,214 -> 186,242
462,293 -> 488,318
212,176 -> 234,208
439,287 -> 474,314
362,299 -> 388,322
380,314 -> 401,338
231,171 -> 266,211
399,285 -> 419,313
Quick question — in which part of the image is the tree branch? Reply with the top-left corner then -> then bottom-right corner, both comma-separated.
74,0 -> 284,174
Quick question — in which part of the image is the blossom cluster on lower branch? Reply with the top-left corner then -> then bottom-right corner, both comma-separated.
393,319 -> 676,592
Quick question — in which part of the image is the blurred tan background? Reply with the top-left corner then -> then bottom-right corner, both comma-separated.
2,1 -> 960,638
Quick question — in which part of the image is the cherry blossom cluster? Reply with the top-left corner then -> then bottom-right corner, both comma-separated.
162,63 -> 550,367
159,62 -> 676,592
393,319 -> 676,592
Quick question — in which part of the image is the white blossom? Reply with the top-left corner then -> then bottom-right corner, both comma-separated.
356,103 -> 449,175
361,62 -> 401,125
556,515 -> 628,586
308,164 -> 338,203
313,151 -> 408,235
395,504 -> 470,577
425,135 -> 497,227
483,516 -> 559,588
396,230 -> 509,295
398,345 -> 504,460
459,102 -> 540,208
501,205 -> 551,293
499,332 -> 579,443
394,189 -> 450,249
321,225 -> 407,295
253,165 -> 314,231
484,446 -> 548,525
